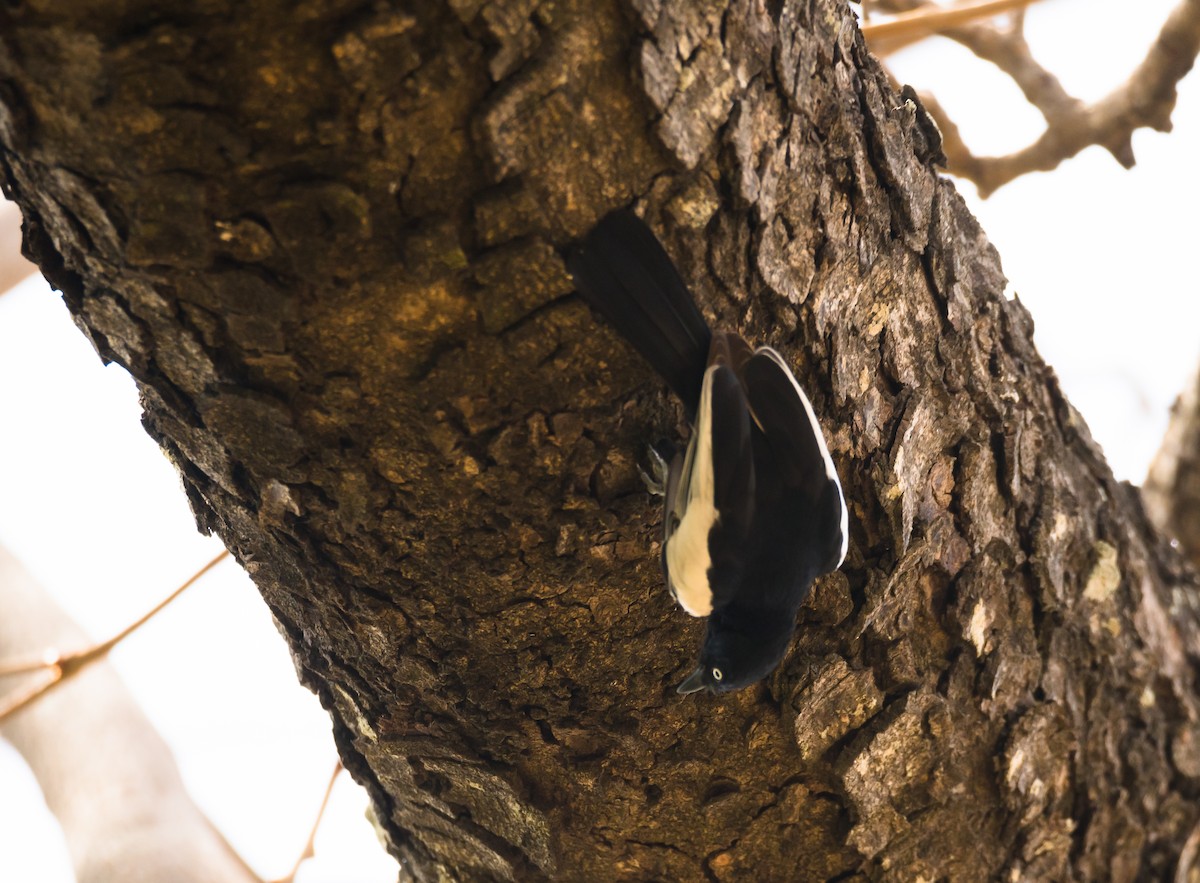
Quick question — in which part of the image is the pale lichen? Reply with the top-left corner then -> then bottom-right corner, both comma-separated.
1083,541 -> 1121,602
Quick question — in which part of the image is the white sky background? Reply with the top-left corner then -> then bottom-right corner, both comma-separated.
885,0 -> 1200,478
0,270 -> 398,882
0,1 -> 1197,879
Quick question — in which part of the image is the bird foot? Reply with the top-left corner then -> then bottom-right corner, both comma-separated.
639,443 -> 671,497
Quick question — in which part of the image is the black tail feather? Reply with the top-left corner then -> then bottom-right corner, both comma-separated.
568,210 -> 712,419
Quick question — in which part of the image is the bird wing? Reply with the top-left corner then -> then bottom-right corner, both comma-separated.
664,363 -> 754,616
742,347 -> 848,573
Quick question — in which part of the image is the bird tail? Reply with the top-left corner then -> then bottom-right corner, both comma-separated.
567,210 -> 713,419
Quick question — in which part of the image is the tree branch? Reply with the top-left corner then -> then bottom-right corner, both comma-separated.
269,761 -> 344,883
868,0 -> 1200,195
0,550 -> 228,724
861,0 -> 1042,55
0,545 -> 259,883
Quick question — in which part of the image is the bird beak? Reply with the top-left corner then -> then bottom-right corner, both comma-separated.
676,667 -> 708,694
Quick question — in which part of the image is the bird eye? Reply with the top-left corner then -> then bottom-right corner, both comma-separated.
711,667 -> 723,681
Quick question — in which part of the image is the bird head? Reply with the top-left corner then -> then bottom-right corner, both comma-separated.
676,611 -> 795,694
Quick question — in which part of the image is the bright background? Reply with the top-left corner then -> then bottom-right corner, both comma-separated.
0,0 -> 1197,879
0,302 -> 398,877
885,0 -> 1200,480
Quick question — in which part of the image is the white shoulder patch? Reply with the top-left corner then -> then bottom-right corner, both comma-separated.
755,347 -> 848,569
665,365 -> 720,616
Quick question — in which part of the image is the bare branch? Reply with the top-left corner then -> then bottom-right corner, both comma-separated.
919,12 -> 1079,121
0,549 -> 229,724
861,0 -> 1043,55
869,0 -> 1082,126
269,761 -> 344,883
0,545 -> 259,883
867,0 -> 1200,195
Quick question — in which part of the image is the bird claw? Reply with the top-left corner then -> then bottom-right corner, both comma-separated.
639,444 -> 670,497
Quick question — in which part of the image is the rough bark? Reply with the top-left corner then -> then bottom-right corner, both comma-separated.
1145,361 -> 1200,571
3,1 -> 1200,881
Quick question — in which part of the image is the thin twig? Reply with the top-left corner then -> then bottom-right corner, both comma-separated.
0,549 -> 231,724
0,648 -> 65,678
96,550 -> 231,657
862,0 -> 1042,53
270,760 -> 345,883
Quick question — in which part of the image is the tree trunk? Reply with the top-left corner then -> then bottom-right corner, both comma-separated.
1146,361 -> 1200,571
3,1 -> 1199,880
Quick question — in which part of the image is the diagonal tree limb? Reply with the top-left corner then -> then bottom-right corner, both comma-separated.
0,545 -> 259,883
0,549 -> 229,724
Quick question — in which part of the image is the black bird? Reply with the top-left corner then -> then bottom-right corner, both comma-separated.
567,209 -> 848,694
